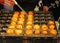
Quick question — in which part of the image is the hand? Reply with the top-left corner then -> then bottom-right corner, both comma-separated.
0,0 -> 4,4
4,0 -> 15,7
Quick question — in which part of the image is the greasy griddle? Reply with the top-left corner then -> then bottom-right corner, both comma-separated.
0,10 -> 58,38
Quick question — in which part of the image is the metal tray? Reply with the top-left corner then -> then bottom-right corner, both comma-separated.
0,11 -> 58,38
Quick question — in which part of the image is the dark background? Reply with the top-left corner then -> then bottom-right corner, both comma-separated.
42,0 -> 60,21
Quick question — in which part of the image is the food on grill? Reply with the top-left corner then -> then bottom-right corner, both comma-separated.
27,19 -> 33,22
34,24 -> 40,30
15,29 -> 23,35
20,11 -> 25,15
17,21 -> 24,25
25,30 -> 33,36
28,15 -> 33,18
7,29 -> 14,34
48,21 -> 54,25
26,25 -> 32,30
0,11 -> 58,37
42,31 -> 48,35
8,25 -> 15,29
19,15 -> 25,18
27,21 -> 33,25
10,22 -> 16,26
16,25 -> 23,29
41,24 -> 48,31
49,25 -> 55,30
13,14 -> 18,18
19,18 -> 25,22
11,17 -> 18,22
34,30 -> 40,35
14,11 -> 19,14
28,11 -> 33,15
27,17 -> 33,20
50,29 -> 57,36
